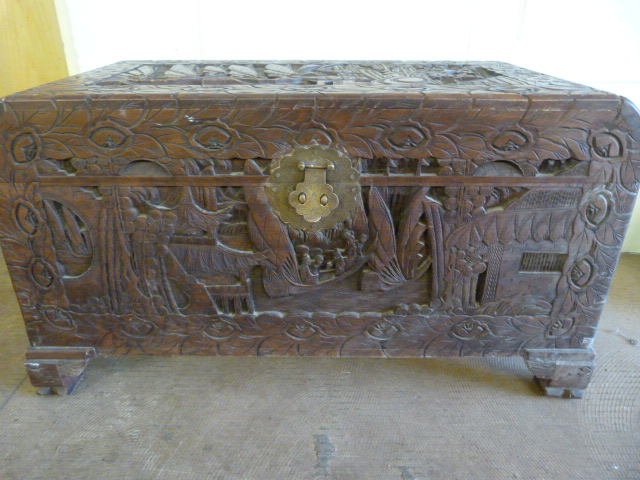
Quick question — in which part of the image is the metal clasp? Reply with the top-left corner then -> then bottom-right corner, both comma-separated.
267,145 -> 360,232
289,153 -> 339,223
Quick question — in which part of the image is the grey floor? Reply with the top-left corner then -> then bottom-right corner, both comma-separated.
0,255 -> 638,480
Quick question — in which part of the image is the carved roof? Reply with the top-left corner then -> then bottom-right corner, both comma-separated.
3,61 -> 616,104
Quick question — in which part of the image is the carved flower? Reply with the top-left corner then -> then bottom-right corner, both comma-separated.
295,128 -> 334,146
579,187 -> 613,229
545,316 -> 576,338
568,257 -> 596,291
365,320 -> 400,341
9,129 -> 41,164
89,125 -> 130,151
384,124 -> 430,154
203,317 -> 237,341
589,130 -> 625,162
192,125 -> 233,152
121,315 -> 155,338
450,317 -> 491,340
488,125 -> 532,158
28,257 -> 56,290
285,319 -> 319,341
13,201 -> 41,236
41,308 -> 76,331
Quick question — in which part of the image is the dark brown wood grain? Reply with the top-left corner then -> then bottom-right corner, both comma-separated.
1,61 -> 639,396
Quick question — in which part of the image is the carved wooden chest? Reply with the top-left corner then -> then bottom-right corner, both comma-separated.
1,61 -> 639,397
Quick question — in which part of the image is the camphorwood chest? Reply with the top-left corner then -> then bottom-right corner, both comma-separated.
1,61 -> 639,397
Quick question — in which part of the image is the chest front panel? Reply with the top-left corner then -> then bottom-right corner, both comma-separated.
1,61 -> 638,358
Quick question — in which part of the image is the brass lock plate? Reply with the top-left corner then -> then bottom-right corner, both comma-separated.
266,145 -> 361,231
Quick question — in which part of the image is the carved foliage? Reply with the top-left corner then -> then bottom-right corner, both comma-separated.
367,187 -> 406,285
25,305 -> 592,358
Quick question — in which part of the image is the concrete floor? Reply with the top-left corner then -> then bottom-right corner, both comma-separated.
0,256 -> 638,480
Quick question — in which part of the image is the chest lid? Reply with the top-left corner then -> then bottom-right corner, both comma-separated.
2,60 -> 617,106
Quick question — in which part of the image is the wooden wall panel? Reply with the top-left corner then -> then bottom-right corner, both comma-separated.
0,0 -> 68,97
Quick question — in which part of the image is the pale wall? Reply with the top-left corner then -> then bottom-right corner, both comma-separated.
0,0 -> 68,97
56,0 -> 640,251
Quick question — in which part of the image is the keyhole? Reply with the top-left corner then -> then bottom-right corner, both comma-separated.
320,194 -> 328,206
298,192 -> 307,204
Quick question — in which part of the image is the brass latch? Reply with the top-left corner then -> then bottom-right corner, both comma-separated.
267,145 -> 360,231
289,154 -> 339,223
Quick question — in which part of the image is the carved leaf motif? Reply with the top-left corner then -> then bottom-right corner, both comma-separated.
483,216 -> 499,245
350,194 -> 369,237
344,125 -> 386,142
469,224 -> 483,246
0,238 -> 33,266
62,206 -> 89,254
245,198 -> 298,265
552,280 -> 575,317
233,134 -> 268,159
9,101 -> 58,132
340,133 -> 377,158
427,134 -> 457,159
620,160 -> 640,193
515,213 -> 534,243
585,277 -> 608,307
41,135 -> 73,160
589,162 -> 616,186
594,246 -> 618,277
341,122 -> 388,159
367,187 -> 406,284
574,230 -> 595,259
510,316 -> 547,335
498,215 -> 516,244
92,101 -> 147,127
127,134 -> 166,159
51,102 -> 91,130
595,213 -> 627,247
534,137 -> 571,161
562,134 -> 592,161
244,161 -> 301,295
532,215 -> 550,242
549,214 -> 569,242
396,187 -> 429,278
453,134 -> 492,159
148,126 -> 199,159
43,200 -> 92,265
144,103 -> 180,125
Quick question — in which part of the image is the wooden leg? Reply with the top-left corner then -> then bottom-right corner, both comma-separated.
25,347 -> 97,395
522,348 -> 595,399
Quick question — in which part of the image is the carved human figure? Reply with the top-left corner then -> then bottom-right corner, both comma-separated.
342,228 -> 357,255
333,249 -> 346,276
356,233 -> 368,256
341,228 -> 359,271
446,249 -> 487,307
298,249 -> 318,285
445,250 -> 466,303
311,255 -> 324,276
464,252 -> 487,307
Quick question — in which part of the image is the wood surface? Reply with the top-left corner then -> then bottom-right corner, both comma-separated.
1,61 -> 639,395
0,0 -> 68,97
